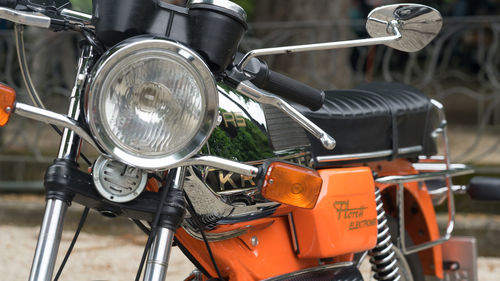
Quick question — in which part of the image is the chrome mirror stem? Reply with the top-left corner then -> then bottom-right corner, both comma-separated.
237,24 -> 401,70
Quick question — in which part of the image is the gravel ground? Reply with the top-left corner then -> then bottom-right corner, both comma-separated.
1,225 -> 500,281
0,225 -> 194,281
0,196 -> 499,280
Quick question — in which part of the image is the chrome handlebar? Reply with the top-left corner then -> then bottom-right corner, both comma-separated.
0,7 -> 50,28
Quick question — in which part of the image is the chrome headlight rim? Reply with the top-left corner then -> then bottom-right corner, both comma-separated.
86,37 -> 218,170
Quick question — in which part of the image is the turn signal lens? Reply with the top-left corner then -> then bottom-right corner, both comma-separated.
261,162 -> 323,209
0,83 -> 15,127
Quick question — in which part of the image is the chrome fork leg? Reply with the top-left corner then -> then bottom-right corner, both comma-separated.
29,199 -> 68,281
28,45 -> 94,281
143,227 -> 176,281
144,167 -> 186,281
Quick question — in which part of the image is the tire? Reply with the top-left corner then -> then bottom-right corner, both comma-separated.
386,215 -> 425,281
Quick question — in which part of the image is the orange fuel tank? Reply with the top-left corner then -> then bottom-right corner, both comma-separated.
291,167 -> 378,259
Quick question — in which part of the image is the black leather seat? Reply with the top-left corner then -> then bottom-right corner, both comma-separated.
293,82 -> 437,166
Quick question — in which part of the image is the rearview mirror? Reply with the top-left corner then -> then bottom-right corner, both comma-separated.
366,4 -> 443,52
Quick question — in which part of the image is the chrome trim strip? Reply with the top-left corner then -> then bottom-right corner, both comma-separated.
236,80 -> 336,150
14,102 -> 101,151
262,262 -> 354,281
238,25 -> 401,69
288,213 -> 300,254
418,155 -> 445,161
180,156 -> 259,177
316,145 -> 422,163
413,163 -> 470,171
0,7 -> 51,28
375,167 -> 474,185
182,222 -> 248,242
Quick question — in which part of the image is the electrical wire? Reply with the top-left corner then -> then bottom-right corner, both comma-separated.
133,219 -> 151,235
184,190 -> 224,281
53,207 -> 90,281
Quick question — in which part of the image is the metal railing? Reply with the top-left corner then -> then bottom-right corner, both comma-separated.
1,16 -> 500,190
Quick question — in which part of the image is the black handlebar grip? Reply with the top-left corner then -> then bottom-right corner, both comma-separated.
468,176 -> 500,201
261,70 -> 325,111
0,0 -> 17,8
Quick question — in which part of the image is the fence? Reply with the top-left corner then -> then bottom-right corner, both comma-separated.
1,15 -> 500,190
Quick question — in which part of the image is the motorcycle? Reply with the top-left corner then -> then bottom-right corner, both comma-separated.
0,0 -> 497,280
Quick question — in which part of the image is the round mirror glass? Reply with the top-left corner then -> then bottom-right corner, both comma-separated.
366,4 -> 443,52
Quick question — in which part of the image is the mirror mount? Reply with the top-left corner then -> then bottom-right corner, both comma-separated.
237,4 -> 441,70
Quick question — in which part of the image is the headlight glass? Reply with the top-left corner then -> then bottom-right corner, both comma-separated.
87,38 -> 218,170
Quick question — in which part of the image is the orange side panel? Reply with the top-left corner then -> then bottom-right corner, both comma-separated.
176,217 -> 318,281
292,167 -> 378,259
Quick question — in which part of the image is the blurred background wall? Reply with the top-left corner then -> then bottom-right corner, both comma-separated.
1,0 -> 500,202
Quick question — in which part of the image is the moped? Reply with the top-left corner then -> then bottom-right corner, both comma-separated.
0,0 -> 495,280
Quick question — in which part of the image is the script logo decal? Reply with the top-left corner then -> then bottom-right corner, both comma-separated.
333,200 -> 376,230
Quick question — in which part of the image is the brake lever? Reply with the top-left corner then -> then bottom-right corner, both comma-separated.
236,80 -> 336,150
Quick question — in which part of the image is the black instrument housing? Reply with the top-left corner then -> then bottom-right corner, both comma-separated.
92,0 -> 247,73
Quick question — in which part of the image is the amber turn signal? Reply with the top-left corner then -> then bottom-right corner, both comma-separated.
261,161 -> 322,209
0,83 -> 15,127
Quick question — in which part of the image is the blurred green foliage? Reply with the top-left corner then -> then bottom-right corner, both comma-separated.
232,0 -> 254,20
65,0 -> 254,18
204,110 -> 273,162
69,0 -> 91,13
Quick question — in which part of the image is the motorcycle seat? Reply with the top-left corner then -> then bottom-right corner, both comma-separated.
294,82 -> 438,166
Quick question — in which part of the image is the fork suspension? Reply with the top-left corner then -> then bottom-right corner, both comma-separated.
28,45 -> 94,281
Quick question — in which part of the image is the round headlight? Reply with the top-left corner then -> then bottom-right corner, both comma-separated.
87,37 -> 218,170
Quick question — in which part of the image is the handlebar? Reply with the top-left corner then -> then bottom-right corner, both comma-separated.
0,6 -> 51,28
259,70 -> 325,111
242,56 -> 325,111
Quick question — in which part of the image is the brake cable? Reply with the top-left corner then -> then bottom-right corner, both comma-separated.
134,169 -> 178,281
184,190 -> 224,281
52,207 -> 90,281
14,24 -> 92,166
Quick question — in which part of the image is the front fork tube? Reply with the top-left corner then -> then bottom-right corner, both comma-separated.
144,227 -> 177,281
28,199 -> 68,281
29,45 -> 94,281
144,167 -> 187,281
